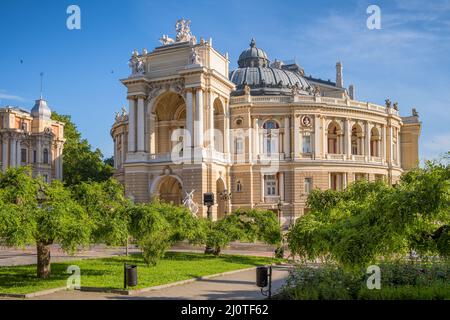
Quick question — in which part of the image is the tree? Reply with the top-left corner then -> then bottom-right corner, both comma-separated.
128,201 -> 204,266
71,179 -> 130,247
287,159 -> 450,268
0,167 -> 91,278
51,112 -> 114,186
204,209 -> 282,255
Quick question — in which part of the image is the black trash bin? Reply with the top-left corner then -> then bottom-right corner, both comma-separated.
256,266 -> 269,288
124,264 -> 138,288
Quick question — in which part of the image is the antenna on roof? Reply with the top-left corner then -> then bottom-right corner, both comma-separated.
39,72 -> 44,99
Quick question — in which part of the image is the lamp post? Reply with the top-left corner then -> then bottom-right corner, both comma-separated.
203,192 -> 215,254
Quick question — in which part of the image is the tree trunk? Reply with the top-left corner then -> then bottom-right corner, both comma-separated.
37,243 -> 51,279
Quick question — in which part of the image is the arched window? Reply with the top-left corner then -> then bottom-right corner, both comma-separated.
327,122 -> 341,154
43,148 -> 49,164
371,127 -> 380,157
263,120 -> 279,155
351,124 -> 363,155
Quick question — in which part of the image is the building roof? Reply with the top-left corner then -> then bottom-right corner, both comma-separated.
230,39 -> 314,96
31,99 -> 52,120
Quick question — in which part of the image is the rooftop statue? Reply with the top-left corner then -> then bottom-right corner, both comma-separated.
159,34 -> 175,45
129,54 -> 145,76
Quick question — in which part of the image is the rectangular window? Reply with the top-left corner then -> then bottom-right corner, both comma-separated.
265,175 -> 277,196
235,138 -> 243,154
21,148 -> 27,163
302,135 -> 311,153
33,150 -> 37,163
330,173 -> 344,191
304,178 -> 313,194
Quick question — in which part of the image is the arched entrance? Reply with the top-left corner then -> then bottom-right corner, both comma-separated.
157,176 -> 183,205
216,178 -> 226,220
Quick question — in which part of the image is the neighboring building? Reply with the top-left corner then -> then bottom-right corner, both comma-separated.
111,20 -> 421,227
0,98 -> 65,182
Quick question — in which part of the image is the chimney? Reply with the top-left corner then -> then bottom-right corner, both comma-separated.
336,61 -> 343,88
349,84 -> 355,100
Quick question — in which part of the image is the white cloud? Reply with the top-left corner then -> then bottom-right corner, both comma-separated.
0,92 -> 27,103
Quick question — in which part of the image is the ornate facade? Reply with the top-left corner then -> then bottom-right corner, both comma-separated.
111,20 -> 421,227
0,98 -> 65,181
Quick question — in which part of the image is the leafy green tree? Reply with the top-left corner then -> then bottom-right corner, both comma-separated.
0,167 -> 91,278
128,201 -> 203,265
51,112 -> 113,186
205,209 -> 282,255
287,159 -> 450,268
71,178 -> 130,246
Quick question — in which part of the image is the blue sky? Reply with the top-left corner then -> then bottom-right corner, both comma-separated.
0,0 -> 449,161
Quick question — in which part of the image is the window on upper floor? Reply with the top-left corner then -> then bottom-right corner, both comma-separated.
265,174 -> 278,196
302,135 -> 311,153
43,148 -> 49,164
263,121 -> 279,156
236,180 -> 242,192
21,148 -> 27,163
235,137 -> 243,154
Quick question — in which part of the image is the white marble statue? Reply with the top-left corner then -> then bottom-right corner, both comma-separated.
182,190 -> 199,216
129,55 -> 145,76
175,18 -> 196,43
159,34 -> 175,45
189,48 -> 201,65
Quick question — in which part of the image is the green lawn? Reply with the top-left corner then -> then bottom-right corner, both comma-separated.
0,252 -> 279,294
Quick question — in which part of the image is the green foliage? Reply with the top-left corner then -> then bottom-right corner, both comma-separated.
205,209 -> 282,255
71,179 -> 130,246
278,262 -> 450,300
51,112 -> 114,186
128,202 -> 203,265
287,160 -> 450,268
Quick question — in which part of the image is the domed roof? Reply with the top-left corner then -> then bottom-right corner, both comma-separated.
31,99 -> 51,120
230,39 -> 313,96
238,39 -> 270,68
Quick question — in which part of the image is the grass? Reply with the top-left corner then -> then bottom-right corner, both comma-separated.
0,252 -> 279,294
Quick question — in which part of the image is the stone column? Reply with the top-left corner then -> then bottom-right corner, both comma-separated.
284,117 -> 290,159
2,138 -> 8,171
16,140 -> 21,167
314,115 -> 321,159
127,98 -> 136,153
149,113 -> 156,154
279,172 -> 284,201
382,125 -> 386,160
185,90 -> 194,158
10,138 -> 16,168
195,89 -> 204,148
294,116 -> 300,159
225,108 -> 231,161
137,97 -> 145,152
397,129 -> 401,166
345,119 -> 351,159
322,117 -> 327,156
365,122 -> 371,160
121,133 -> 125,165
254,118 -> 259,156
261,174 -> 265,202
209,92 -> 215,152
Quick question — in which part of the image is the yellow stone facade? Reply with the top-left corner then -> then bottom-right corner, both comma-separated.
0,99 -> 65,181
111,22 -> 420,228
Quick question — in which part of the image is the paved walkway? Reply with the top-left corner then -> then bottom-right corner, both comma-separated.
24,267 -> 290,300
0,244 -> 281,267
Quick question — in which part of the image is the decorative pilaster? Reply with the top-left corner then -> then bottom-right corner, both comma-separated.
136,97 -> 145,152
127,98 -> 136,153
284,117 -> 290,159
345,119 -> 351,159
195,89 -> 204,149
